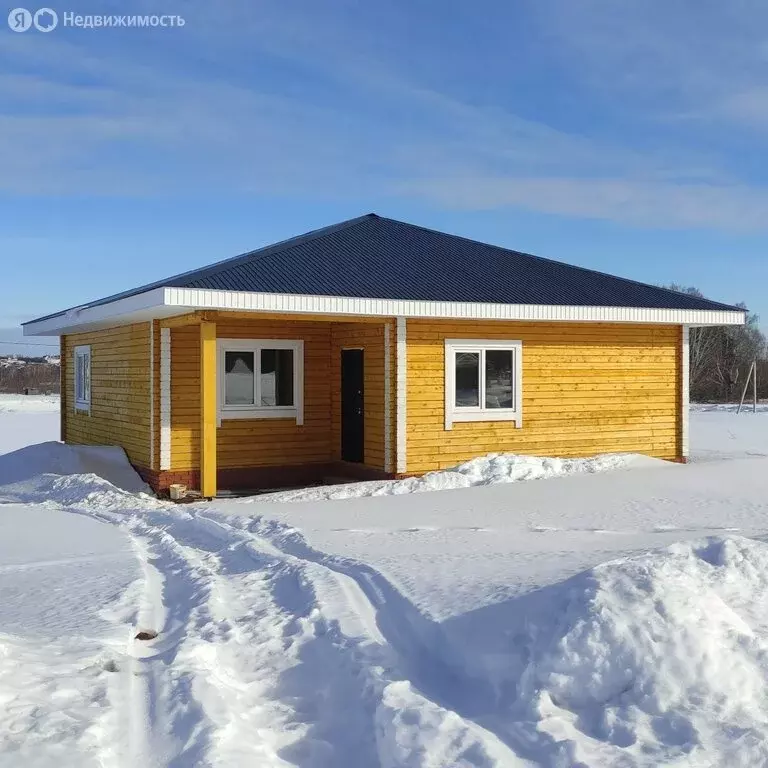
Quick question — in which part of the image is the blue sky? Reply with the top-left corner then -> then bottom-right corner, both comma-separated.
3,0 -> 768,354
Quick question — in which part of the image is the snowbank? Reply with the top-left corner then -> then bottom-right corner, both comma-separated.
0,441 -> 152,506
247,452 -> 667,503
500,536 -> 768,765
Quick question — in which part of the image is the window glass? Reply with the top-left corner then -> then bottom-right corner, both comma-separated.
83,352 -> 90,401
76,355 -> 84,401
485,349 -> 514,408
75,348 -> 90,404
455,351 -> 480,407
224,351 -> 255,404
261,349 -> 294,406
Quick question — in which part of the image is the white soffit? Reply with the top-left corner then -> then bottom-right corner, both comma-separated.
23,286 -> 746,336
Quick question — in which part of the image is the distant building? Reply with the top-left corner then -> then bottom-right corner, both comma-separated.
0,356 -> 26,368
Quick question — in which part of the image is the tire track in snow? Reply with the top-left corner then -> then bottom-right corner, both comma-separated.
194,510 -> 534,767
67,496 -> 531,766
116,517 -> 216,768
98,506 -> 383,766
223,513 -> 492,708
148,509 -> 383,767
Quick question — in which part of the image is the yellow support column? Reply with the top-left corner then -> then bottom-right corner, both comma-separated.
200,321 -> 217,498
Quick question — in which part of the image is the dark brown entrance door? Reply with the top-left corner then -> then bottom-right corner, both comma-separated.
341,349 -> 364,463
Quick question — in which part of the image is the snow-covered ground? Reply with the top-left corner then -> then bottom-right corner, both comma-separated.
689,402 -> 768,462
0,393 -> 60,457
2,397 -> 768,766
0,394 -> 59,413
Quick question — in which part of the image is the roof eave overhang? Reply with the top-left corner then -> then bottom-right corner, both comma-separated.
22,287 -> 181,336
23,286 -> 747,336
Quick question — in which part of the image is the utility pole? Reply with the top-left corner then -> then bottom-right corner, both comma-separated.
737,360 -> 758,414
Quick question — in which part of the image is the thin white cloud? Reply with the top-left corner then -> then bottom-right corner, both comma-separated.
712,88 -> 768,129
2,3 -> 768,230
400,175 -> 768,231
532,0 -> 768,130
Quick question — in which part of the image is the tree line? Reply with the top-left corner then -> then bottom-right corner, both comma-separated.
665,285 -> 767,402
0,360 -> 60,394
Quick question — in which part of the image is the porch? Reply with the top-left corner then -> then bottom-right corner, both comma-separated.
149,311 -> 402,497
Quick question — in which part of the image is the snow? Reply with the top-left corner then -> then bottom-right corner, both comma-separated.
3,395 -> 768,765
0,499 -> 140,767
219,455 -> 768,624
0,394 -> 59,413
0,401 -> 151,767
249,452 -> 668,503
0,394 -> 60,456
0,504 -> 137,638
506,536 -> 768,766
689,402 -> 768,462
0,441 -> 151,506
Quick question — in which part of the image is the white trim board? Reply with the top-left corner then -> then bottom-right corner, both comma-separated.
23,285 -> 746,336
395,317 -> 407,474
149,321 -> 155,469
159,327 -> 171,471
681,325 -> 690,459
168,289 -> 747,327
383,322 -> 392,474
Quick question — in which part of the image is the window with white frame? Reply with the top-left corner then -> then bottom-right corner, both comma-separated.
74,345 -> 91,412
217,339 -> 304,423
444,339 -> 522,430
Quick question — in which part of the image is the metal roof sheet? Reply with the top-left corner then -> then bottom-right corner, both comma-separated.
27,213 -> 742,323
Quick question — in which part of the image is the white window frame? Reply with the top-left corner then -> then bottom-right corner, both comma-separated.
217,338 -> 304,424
444,339 -> 522,430
74,344 -> 91,414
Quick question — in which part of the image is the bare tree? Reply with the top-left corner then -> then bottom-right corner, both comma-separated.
708,306 -> 766,400
662,286 -> 766,402
689,326 -> 719,393
0,360 -> 60,394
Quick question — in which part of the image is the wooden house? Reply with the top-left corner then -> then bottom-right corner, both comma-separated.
23,214 -> 745,497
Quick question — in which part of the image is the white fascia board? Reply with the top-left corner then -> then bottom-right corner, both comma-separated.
23,285 -> 746,336
23,288 -> 177,336
165,288 -> 745,327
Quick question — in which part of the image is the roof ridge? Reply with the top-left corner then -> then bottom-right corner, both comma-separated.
376,215 -> 742,312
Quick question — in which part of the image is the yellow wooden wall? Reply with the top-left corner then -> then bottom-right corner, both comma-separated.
169,317 -> 334,471
61,323 -> 152,467
330,322 -> 389,470
60,316 -> 682,479
405,320 -> 681,474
